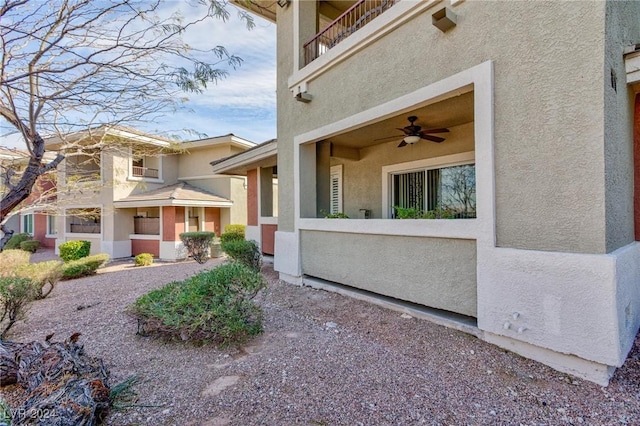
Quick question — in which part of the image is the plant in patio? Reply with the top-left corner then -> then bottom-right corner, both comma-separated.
179,231 -> 216,264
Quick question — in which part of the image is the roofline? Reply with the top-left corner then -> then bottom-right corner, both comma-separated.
211,139 -> 277,174
232,0 -> 277,23
44,125 -> 176,149
181,134 -> 257,151
113,199 -> 233,208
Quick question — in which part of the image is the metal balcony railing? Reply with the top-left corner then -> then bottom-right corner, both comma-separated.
303,0 -> 398,66
132,166 -> 159,178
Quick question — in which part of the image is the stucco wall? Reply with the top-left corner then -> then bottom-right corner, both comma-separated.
178,145 -> 232,177
278,1 -> 613,254
603,1 -> 640,252
300,230 -> 477,317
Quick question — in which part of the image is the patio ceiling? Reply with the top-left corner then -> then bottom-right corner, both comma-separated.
327,90 -> 475,149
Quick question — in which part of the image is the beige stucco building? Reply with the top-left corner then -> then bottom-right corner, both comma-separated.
237,0 -> 640,385
46,126 -> 255,261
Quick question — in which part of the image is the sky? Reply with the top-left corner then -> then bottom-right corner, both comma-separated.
0,1 -> 277,148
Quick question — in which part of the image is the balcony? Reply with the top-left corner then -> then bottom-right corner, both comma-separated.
132,166 -> 159,179
303,0 -> 398,66
134,217 -> 160,235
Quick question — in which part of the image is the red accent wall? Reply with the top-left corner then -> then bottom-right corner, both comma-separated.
205,208 -> 221,236
247,169 -> 258,226
635,94 -> 640,240
175,206 -> 185,241
132,240 -> 160,257
162,206 -> 175,242
33,212 -> 55,248
261,224 -> 277,255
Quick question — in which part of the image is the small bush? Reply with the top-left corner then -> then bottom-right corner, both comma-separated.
15,260 -> 63,299
0,249 -> 31,276
129,262 -> 265,346
221,239 -> 262,271
20,239 -> 40,253
224,224 -> 246,237
5,233 -> 32,250
179,231 -> 215,264
59,240 -> 91,262
135,253 -> 154,267
62,254 -> 110,280
0,275 -> 39,338
220,224 -> 245,245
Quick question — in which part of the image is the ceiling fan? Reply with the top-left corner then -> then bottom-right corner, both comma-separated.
375,116 -> 449,147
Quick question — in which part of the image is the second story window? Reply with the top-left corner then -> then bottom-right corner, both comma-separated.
65,149 -> 101,183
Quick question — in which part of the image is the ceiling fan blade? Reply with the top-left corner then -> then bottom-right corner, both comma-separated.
396,128 -> 412,135
421,134 -> 445,143
397,140 -> 407,148
374,134 -> 404,141
421,128 -> 450,134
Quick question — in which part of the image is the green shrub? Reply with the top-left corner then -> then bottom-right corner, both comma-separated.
16,260 -> 63,299
59,240 -> 91,262
224,224 -> 246,237
0,249 -> 31,276
5,233 -> 32,250
129,262 -> 265,346
19,239 -> 40,253
135,253 -> 154,267
62,254 -> 110,280
221,239 -> 262,271
179,231 -> 215,264
0,275 -> 39,338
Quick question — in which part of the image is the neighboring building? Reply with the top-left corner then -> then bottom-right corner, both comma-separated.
45,126 -> 255,260
211,139 -> 278,255
0,146 -> 56,247
236,0 -> 640,385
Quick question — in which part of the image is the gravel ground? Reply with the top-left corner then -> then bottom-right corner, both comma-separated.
3,250 -> 640,425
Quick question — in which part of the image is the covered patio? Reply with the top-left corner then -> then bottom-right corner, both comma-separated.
113,182 -> 232,260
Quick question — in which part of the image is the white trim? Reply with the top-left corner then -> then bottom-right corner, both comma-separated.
298,218 -> 477,240
289,0 -> 441,93
127,176 -> 165,184
381,151 -> 475,219
65,232 -> 101,239
129,234 -> 161,240
210,140 -> 277,174
260,216 -> 278,225
624,50 -> 640,85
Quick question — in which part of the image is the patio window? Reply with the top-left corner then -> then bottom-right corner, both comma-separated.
22,213 -> 33,235
65,150 -> 101,183
131,155 -> 160,179
330,165 -> 343,214
47,215 -> 57,235
390,163 -> 476,219
67,208 -> 101,233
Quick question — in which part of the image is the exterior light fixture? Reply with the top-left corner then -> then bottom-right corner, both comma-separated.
277,0 -> 290,7
432,7 -> 457,32
404,135 -> 421,144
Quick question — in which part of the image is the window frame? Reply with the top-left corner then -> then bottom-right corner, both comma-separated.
22,213 -> 34,235
381,152 -> 475,219
46,215 -> 57,237
330,164 -> 343,214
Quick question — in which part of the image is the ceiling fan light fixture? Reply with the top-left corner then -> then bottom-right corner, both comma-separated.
404,135 -> 421,144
